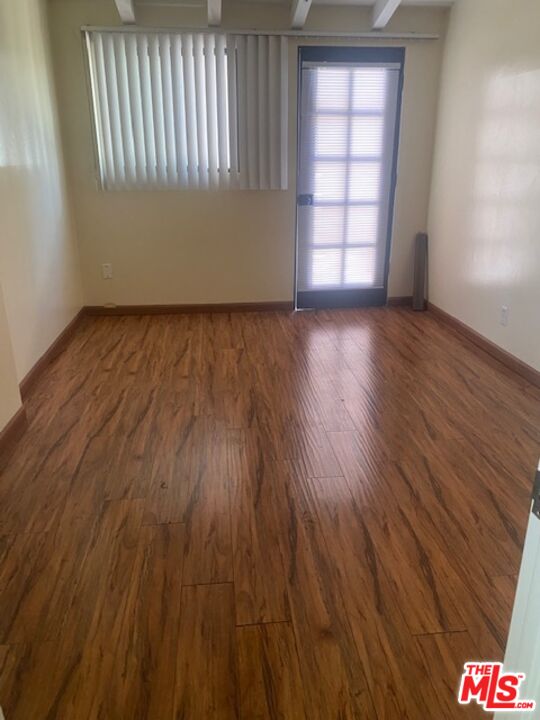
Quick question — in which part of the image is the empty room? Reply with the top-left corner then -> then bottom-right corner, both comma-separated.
1,0 -> 539,717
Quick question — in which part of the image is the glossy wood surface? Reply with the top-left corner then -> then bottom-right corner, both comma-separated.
0,307 -> 538,719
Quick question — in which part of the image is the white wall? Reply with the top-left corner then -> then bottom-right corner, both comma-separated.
0,0 -> 83,384
428,0 -> 540,370
47,0 -> 448,305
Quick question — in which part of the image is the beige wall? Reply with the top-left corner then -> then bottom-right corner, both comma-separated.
428,0 -> 540,370
0,284 -> 22,431
48,0 -> 448,306
0,0 -> 83,385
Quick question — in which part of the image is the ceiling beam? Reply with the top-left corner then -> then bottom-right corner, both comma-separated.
114,0 -> 136,24
290,0 -> 312,30
208,0 -> 222,27
372,0 -> 402,29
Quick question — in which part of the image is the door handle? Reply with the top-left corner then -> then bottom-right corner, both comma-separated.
297,193 -> 314,206
532,465 -> 540,519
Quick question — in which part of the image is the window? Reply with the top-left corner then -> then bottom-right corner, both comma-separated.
84,30 -> 288,190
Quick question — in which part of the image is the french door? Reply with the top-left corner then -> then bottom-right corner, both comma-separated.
296,47 -> 404,309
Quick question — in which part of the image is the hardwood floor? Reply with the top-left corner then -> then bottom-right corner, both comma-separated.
0,307 -> 538,719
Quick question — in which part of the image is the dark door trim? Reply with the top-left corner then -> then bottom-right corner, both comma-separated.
297,288 -> 387,310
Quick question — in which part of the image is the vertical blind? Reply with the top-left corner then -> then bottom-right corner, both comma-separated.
297,62 -> 400,291
85,30 -> 288,190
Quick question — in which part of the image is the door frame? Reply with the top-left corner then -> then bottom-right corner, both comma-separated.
294,45 -> 405,310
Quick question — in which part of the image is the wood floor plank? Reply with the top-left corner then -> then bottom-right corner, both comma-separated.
0,511 -> 97,644
273,465 -> 377,719
394,447 -> 524,580
0,638 -> 79,719
104,522 -> 185,719
142,388 -> 197,525
334,455 -> 468,635
102,385 -> 161,501
175,583 -> 238,720
328,428 -> 520,652
0,643 -> 17,712
0,643 -> 48,719
415,631 -> 485,719
491,574 -> 518,618
0,499 -> 145,719
51,498 -> 146,718
228,429 -> 291,625
181,418 -> 233,585
0,531 -> 48,602
236,622 -> 307,720
300,473 -> 440,719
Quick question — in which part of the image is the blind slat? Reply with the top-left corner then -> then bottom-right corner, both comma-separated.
125,34 -> 147,184
113,34 -> 136,185
257,36 -> 269,190
226,35 -> 239,188
204,34 -> 219,188
91,34 -> 115,187
235,35 -> 249,189
103,33 -> 126,186
193,34 -> 209,187
170,35 -> 188,186
280,37 -> 288,190
182,34 -> 199,187
268,36 -> 279,190
148,34 -> 168,186
160,34 -> 179,185
246,36 -> 258,190
215,34 -> 229,188
136,34 -> 157,184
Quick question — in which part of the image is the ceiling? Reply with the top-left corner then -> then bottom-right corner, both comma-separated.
124,0 -> 453,31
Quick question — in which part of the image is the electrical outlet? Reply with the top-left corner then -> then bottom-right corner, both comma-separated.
102,263 -> 113,279
500,305 -> 509,327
